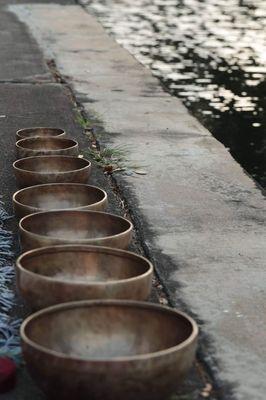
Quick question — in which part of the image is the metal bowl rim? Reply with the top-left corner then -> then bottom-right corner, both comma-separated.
16,127 -> 66,139
13,155 -> 91,175
16,137 -> 78,152
20,299 -> 198,362
13,183 -> 107,213
19,210 -> 133,243
16,244 -> 153,285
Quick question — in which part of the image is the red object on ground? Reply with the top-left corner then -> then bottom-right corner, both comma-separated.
0,357 -> 16,393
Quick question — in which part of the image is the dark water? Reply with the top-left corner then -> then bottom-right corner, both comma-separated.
83,0 -> 266,188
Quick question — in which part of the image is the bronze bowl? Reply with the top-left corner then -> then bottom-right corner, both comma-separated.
13,155 -> 91,188
21,300 -> 198,400
16,127 -> 66,141
16,245 -> 153,309
19,210 -> 133,251
13,183 -> 107,219
16,137 -> 79,158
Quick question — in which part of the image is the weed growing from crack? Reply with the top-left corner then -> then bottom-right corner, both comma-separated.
84,145 -> 133,173
76,113 -> 93,130
76,113 -> 146,174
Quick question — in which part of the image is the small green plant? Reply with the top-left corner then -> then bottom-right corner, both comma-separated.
76,113 -> 93,130
77,111 -> 146,174
84,145 -> 132,173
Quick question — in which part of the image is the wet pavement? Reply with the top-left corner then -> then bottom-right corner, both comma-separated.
82,0 -> 266,188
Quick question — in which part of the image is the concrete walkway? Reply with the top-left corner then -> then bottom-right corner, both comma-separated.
1,1 -> 265,399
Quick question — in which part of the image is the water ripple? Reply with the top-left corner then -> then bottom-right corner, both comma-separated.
83,0 -> 266,187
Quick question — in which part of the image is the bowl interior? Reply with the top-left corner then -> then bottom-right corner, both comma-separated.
15,185 -> 104,210
21,211 -> 130,240
15,157 -> 89,173
24,303 -> 193,359
17,128 -> 64,139
17,138 -> 76,151
20,248 -> 150,283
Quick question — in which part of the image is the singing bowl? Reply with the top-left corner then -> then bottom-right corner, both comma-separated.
19,210 -> 133,251
13,183 -> 107,219
16,137 -> 79,158
13,156 -> 91,188
16,245 -> 153,309
16,127 -> 66,141
21,300 -> 198,400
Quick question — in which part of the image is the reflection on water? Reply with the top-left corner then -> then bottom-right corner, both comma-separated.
83,0 -> 266,188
